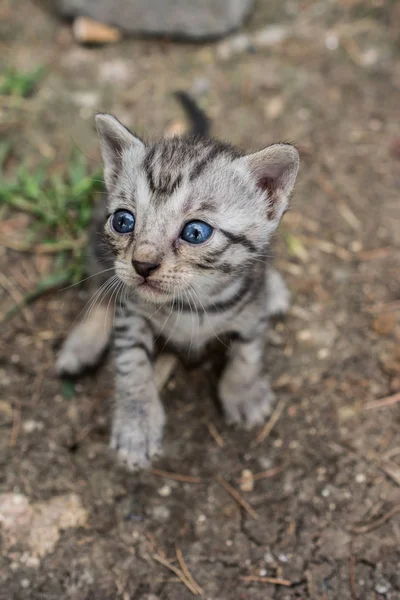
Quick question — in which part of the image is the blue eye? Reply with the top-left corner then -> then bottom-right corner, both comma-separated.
112,210 -> 135,234
181,220 -> 213,244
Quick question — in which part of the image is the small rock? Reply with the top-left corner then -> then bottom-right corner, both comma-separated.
253,25 -> 289,48
99,59 -> 131,84
73,16 -> 122,44
20,579 -> 30,589
325,34 -> 339,50
264,95 -> 285,120
0,400 -> 13,419
0,493 -> 87,560
69,91 -> 100,109
22,420 -> 44,433
152,505 -> 171,522
239,469 -> 254,493
381,345 -> 400,375
165,121 -> 187,138
264,551 -> 275,563
375,581 -> 390,595
158,485 -> 171,497
58,0 -> 255,41
373,313 -> 397,336
390,137 -> 400,159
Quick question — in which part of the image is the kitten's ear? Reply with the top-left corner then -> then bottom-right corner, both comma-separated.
241,143 -> 299,223
95,114 -> 144,190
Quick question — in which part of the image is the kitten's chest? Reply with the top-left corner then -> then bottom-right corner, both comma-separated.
149,307 -> 223,351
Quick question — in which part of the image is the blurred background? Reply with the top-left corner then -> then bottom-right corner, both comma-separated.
0,1 -> 399,599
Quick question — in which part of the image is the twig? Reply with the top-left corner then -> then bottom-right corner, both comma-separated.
349,542 -> 357,600
0,271 -> 71,324
364,392 -> 400,410
153,554 -> 199,596
367,300 -> 400,313
0,271 -> 33,324
341,36 -> 365,67
240,576 -> 292,586
150,468 -> 202,484
154,353 -> 179,391
351,504 -> 400,534
379,461 -> 400,488
9,400 -> 21,447
315,173 -> 360,231
207,422 -> 224,448
298,235 -> 352,261
146,532 -> 166,560
216,475 -> 258,520
252,398 -> 287,447
253,466 -> 283,480
176,548 -> 203,595
357,247 -> 398,261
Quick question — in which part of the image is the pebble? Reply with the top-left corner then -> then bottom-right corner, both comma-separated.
158,485 -> 171,498
20,579 -> 30,589
264,552 -> 275,563
152,505 -> 170,522
279,553 -> 289,563
264,95 -> 285,120
355,473 -> 366,483
259,569 -> 267,576
321,488 -> 330,497
325,34 -> 339,51
22,420 -> 44,433
375,581 -> 390,595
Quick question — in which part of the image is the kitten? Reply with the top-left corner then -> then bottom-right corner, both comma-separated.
57,93 -> 299,470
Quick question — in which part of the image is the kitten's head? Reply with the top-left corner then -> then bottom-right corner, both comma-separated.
96,114 -> 299,305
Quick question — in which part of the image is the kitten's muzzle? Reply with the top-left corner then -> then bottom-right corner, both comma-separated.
132,260 -> 160,279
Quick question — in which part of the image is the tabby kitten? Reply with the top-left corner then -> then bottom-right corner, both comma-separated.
57,94 -> 299,470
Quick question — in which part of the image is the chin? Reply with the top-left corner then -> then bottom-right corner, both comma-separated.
136,281 -> 172,304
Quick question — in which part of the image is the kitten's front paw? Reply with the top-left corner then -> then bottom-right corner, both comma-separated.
219,376 -> 275,429
110,400 -> 165,471
57,306 -> 112,376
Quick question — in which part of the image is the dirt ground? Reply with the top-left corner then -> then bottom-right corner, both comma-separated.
1,1 -> 400,599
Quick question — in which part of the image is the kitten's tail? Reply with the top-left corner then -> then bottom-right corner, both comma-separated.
174,91 -> 210,138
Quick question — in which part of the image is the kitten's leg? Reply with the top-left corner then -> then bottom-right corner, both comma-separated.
219,333 -> 274,429
266,267 -> 290,317
57,304 -> 113,376
111,310 -> 165,470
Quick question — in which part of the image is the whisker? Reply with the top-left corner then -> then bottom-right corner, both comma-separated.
58,267 -> 115,292
187,283 -> 229,350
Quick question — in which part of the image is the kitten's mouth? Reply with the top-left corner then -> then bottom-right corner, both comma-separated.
138,280 -> 166,296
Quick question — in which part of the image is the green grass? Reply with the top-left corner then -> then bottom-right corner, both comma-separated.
0,66 -> 45,98
0,145 -> 103,320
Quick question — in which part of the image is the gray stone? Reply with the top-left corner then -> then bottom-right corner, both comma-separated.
56,0 -> 254,40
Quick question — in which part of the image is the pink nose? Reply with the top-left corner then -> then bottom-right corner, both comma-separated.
132,260 -> 160,278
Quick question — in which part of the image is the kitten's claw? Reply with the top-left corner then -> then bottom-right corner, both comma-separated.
219,376 -> 275,429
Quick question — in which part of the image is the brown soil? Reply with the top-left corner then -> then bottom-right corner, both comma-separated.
1,1 -> 400,599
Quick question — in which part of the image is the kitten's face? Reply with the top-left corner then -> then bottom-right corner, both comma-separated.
96,115 -> 299,305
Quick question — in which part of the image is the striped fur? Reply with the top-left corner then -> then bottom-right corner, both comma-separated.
57,96 -> 299,470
